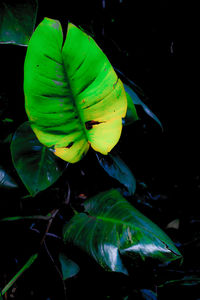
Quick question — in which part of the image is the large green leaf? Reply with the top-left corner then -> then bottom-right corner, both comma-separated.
0,0 -> 38,46
24,18 -> 127,163
96,152 -> 136,195
10,122 -> 66,196
63,189 -> 182,275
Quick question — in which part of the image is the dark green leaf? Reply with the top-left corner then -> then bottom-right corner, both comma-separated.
124,83 -> 163,130
0,165 -> 18,189
123,89 -> 139,125
159,275 -> 200,287
10,122 -> 67,196
96,153 -> 136,195
59,253 -> 80,280
0,0 -> 38,46
63,189 -> 182,275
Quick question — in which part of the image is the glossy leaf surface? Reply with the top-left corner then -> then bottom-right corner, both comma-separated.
24,18 -> 127,163
63,189 -> 182,275
96,152 -> 136,195
0,165 -> 18,189
11,122 -> 66,196
0,0 -> 38,46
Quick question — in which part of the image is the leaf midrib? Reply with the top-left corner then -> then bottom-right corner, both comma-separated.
90,214 -> 179,255
60,29 -> 89,144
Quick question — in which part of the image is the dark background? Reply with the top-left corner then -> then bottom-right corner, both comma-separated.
1,0 -> 199,299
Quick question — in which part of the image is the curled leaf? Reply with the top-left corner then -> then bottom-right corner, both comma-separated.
96,152 -> 136,195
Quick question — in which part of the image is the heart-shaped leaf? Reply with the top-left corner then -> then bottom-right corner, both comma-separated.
0,0 -> 38,46
11,122 -> 67,196
63,189 -> 182,275
96,152 -> 136,195
24,18 -> 127,163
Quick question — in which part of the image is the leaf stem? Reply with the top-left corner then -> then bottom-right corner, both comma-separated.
0,253 -> 38,296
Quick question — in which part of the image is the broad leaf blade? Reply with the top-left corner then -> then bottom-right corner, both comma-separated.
59,253 -> 80,280
63,190 -> 182,275
11,122 -> 66,196
24,18 -> 127,163
96,152 -> 136,195
0,0 -> 38,46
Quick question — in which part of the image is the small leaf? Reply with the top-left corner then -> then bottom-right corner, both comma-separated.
63,189 -> 182,275
140,289 -> 157,300
0,165 -> 18,189
59,253 -> 80,280
96,152 -> 136,195
11,122 -> 67,196
0,0 -> 38,46
123,91 -> 139,125
124,83 -> 163,130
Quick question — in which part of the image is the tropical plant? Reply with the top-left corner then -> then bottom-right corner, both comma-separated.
0,1 -> 182,299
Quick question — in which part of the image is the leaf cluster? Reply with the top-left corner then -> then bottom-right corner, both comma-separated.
0,1 -> 188,300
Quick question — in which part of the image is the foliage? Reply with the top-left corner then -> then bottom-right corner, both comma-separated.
11,122 -> 67,196
0,1 -> 196,300
0,0 -> 38,46
63,189 -> 181,275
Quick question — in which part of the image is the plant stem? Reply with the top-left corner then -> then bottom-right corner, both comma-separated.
0,253 -> 38,296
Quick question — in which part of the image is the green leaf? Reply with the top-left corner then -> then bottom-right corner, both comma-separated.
24,18 -> 127,163
0,165 -> 18,189
0,0 -> 38,46
124,83 -> 163,130
10,122 -> 66,196
59,253 -> 80,280
96,152 -> 136,195
63,189 -> 182,275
